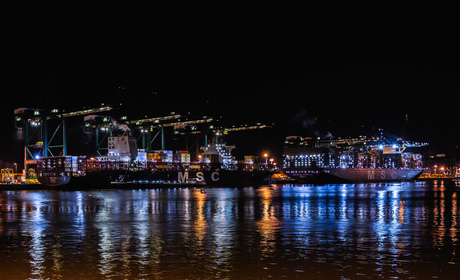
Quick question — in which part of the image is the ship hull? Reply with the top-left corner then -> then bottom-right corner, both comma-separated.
99,169 -> 273,186
284,168 -> 423,183
37,176 -> 72,187
325,168 -> 423,183
38,169 -> 273,187
38,172 -> 111,188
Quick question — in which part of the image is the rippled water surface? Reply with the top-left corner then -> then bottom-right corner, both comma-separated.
1,180 -> 460,279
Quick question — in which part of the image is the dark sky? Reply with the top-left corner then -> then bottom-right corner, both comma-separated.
2,16 -> 459,168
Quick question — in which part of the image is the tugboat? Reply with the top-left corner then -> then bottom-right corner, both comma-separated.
283,135 -> 425,183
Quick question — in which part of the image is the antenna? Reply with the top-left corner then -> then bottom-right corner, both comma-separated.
402,113 -> 409,140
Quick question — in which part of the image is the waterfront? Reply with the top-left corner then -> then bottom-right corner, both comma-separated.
1,181 -> 460,279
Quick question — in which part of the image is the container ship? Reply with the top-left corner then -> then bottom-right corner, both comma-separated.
36,136 -> 274,187
283,135 -> 426,183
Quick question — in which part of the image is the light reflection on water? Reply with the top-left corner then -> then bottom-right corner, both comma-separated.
1,180 -> 460,279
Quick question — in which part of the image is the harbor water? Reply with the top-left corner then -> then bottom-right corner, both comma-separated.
1,180 -> 460,279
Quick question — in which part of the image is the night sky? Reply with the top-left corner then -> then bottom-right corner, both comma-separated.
2,17 -> 459,169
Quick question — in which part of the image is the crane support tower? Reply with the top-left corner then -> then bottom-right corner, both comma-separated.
14,106 -> 113,170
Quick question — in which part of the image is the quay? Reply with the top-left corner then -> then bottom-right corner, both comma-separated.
1,183 -> 46,191
0,182 -> 205,191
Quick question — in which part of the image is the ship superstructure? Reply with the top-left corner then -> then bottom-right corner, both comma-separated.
283,134 -> 426,183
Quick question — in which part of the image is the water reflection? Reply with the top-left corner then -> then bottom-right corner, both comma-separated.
1,181 -> 460,279
193,189 -> 207,254
256,187 -> 281,258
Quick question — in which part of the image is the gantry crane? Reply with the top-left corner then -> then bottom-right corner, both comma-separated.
14,105 -> 113,168
15,103 -> 271,171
